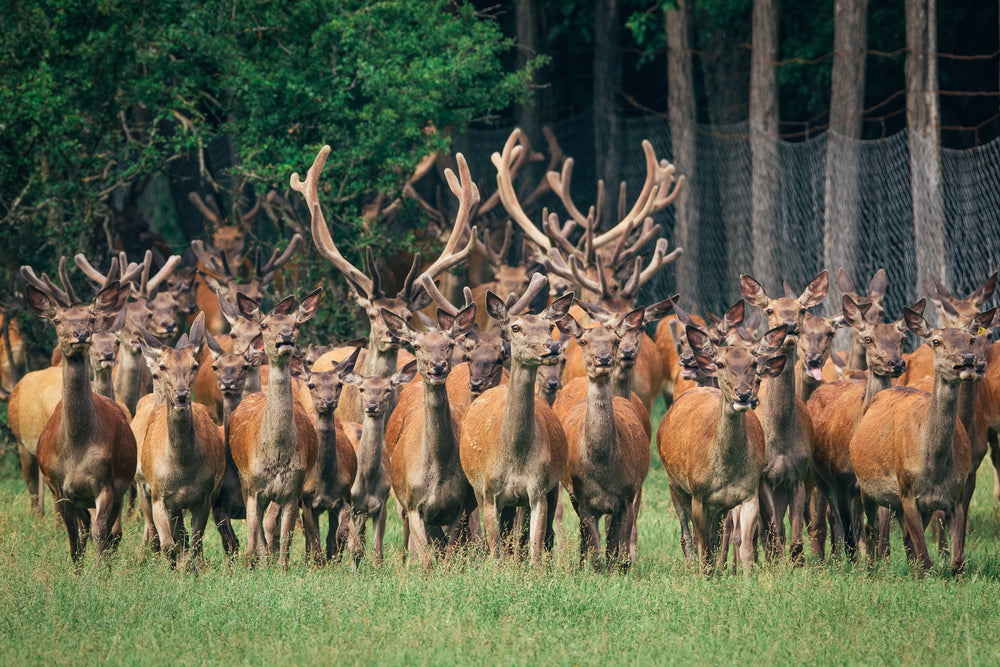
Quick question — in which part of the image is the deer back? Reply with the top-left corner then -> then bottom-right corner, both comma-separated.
8,366 -> 64,457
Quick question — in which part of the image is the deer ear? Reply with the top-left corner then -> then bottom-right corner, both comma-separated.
187,312 -> 206,351
970,307 -> 998,334
296,287 -> 323,323
449,303 -> 477,338
643,296 -> 676,324
93,281 -> 122,316
903,307 -> 932,338
135,324 -> 164,365
205,331 -> 225,360
542,292 -> 574,321
971,272 -> 998,306
760,354 -> 787,378
381,308 -> 411,342
237,293 -> 261,320
868,269 -> 888,300
334,346 -> 362,376
290,356 -> 306,379
556,313 -> 583,339
799,270 -> 829,308
617,308 -> 645,337
686,326 -> 715,359
757,325 -> 789,355
392,360 -> 418,386
407,285 -> 434,313
25,285 -> 58,319
342,372 -> 364,388
721,300 -> 745,332
485,290 -> 508,325
842,295 -> 867,329
250,333 -> 264,352
739,274 -> 770,310
837,267 -> 855,295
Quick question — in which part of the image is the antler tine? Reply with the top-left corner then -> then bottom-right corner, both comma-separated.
366,247 -> 385,300
569,254 -> 605,297
291,145 -> 374,295
606,213 -> 641,267
416,273 -> 459,317
259,234 -> 303,279
491,129 -> 553,252
630,238 -> 682,295
20,265 -> 72,306
145,251 -> 180,295
137,250 -> 153,295
419,153 -> 480,280
614,218 -> 662,267
542,247 -> 581,287
518,128 -> 567,210
620,256 -> 644,299
509,272 -> 549,315
543,211 -> 586,262
926,271 -> 952,301
189,192 -> 223,227
240,195 -> 263,225
545,158 -> 591,229
475,221 -> 512,268
651,161 -> 684,213
190,239 -> 230,278
593,140 -> 675,248
57,257 -> 79,303
74,253 -> 111,285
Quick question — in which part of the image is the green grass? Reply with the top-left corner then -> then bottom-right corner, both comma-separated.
2,398 -> 1000,665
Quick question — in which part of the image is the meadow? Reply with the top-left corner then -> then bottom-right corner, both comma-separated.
2,397 -> 1000,666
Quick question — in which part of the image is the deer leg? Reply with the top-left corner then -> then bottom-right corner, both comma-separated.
478,494 -> 501,559
576,502 -> 600,569
187,500 -> 212,570
788,482 -> 806,564
629,488 -> 642,563
137,483 -> 158,554
765,485 -> 791,561
373,505 -> 387,566
300,504 -> 323,566
407,513 -> 434,566
876,506 -> 893,560
17,443 -> 41,515
989,427 -> 1000,500
263,502 -> 280,557
212,505 -> 239,557
553,489 -> 565,550
689,498 -> 715,575
737,495 -> 760,577
399,505 -> 410,563
151,500 -> 178,567
277,502 -> 298,571
244,493 -> 262,566
55,495 -> 84,565
527,493 -> 549,565
948,504 -> 966,575
544,486 -> 559,553
899,496 -> 932,575
807,488 -> 828,563
756,484 -> 776,561
719,512 -> 734,570
929,510 -> 948,557
349,512 -> 367,568
91,487 -> 120,563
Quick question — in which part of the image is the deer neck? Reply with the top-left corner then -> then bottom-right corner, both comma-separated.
500,360 -> 539,460
115,346 -> 146,414
313,412 -> 340,476
610,365 -> 632,401
848,332 -> 867,370
761,344 -> 797,435
422,380 -> 459,469
61,352 -> 99,445
356,412 -> 387,491
713,392 -> 752,471
956,379 -> 979,441
922,372 -> 962,470
794,360 -> 820,402
583,376 -> 619,458
364,340 -> 398,378
261,359 -> 295,453
862,369 -> 893,411
244,366 -> 262,395
166,402 -> 199,457
222,393 -> 243,445
92,366 -> 116,402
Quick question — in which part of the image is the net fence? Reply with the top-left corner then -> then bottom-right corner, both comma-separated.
461,110 -> 1000,331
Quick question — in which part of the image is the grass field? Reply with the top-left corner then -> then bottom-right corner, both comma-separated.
2,398 -> 1000,666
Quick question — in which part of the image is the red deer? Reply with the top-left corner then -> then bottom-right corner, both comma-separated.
132,314 -> 225,567
848,306 -> 994,574
459,276 -> 572,563
657,324 -> 787,573
228,288 -> 323,568
555,308 -> 649,570
836,268 -> 888,370
22,266 -> 135,565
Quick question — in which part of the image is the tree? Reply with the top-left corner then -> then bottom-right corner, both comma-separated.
594,0 -> 623,228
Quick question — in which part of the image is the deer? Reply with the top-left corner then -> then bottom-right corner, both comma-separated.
805,296 -> 912,561
459,275 -> 573,563
130,313 -> 225,567
380,300 -> 479,564
340,360 -> 418,566
21,265 -> 136,566
75,250 -> 182,415
847,305 -> 995,575
227,288 -> 323,568
0,308 -> 25,392
739,270 -> 829,562
657,324 -> 788,574
836,268 -> 888,370
554,307 -> 650,570
292,145 -> 476,424
294,349 -> 361,565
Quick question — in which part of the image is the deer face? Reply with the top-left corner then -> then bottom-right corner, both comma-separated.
304,370 -> 347,414
689,324 -> 786,411
239,289 -> 321,364
843,296 -> 907,378
381,304 -> 475,386
904,307 -> 995,383
487,291 -> 571,368
211,351 -> 255,396
146,291 -> 185,343
89,331 -> 122,372
740,271 -> 829,343
364,296 -> 414,352
212,225 -> 246,270
466,329 -> 509,396
796,313 -> 846,381
343,360 -> 417,416
26,283 -> 122,360
148,346 -> 200,408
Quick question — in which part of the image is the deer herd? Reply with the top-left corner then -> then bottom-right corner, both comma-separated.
5,127 -> 999,580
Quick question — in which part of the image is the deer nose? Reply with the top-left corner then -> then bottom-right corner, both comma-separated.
174,390 -> 190,404
807,353 -> 823,367
469,378 -> 485,391
887,358 -> 906,374
595,353 -> 613,367
73,329 -> 90,343
961,353 -> 977,368
431,361 -> 448,375
735,387 -> 753,404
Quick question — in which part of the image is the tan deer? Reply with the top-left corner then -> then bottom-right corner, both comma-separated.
848,305 -> 994,575
131,313 -> 225,567
836,268 -> 888,370
22,267 -> 136,565
295,349 -> 361,565
555,308 -> 649,570
806,296 -> 911,561
228,288 -> 323,568
657,324 -> 788,573
381,302 -> 479,563
459,276 -> 572,563
739,271 -> 828,561
340,360 -> 418,566
291,145 -> 475,424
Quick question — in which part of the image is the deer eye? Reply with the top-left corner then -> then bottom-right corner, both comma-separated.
549,324 -> 555,333
212,365 -> 218,371
579,340 -> 587,347
159,364 -> 167,371
765,308 -> 773,316
511,324 -> 521,333
715,361 -> 726,369
260,323 -> 269,330
242,364 -> 251,371
192,364 -> 199,371
932,339 -> 941,347
307,383 -> 315,390
863,336 -> 872,345
52,319 -> 61,325
412,344 -> 421,351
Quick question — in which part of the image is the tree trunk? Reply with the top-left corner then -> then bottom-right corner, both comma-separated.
594,0 -> 622,231
514,0 -> 544,170
824,0 -> 868,306
906,0 -> 944,310
665,0 -> 699,307
749,0 -> 780,292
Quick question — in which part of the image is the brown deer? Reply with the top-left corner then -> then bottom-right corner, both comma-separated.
292,145 -> 475,424
295,349 -> 361,564
836,268 -> 888,370
228,288 -> 323,568
132,313 -> 225,567
341,360 -> 418,566
657,324 -> 787,573
22,266 -> 136,565
381,302 -> 479,563
848,305 -> 993,574
459,275 -> 572,563
555,308 -> 649,570
805,296 -> 911,560
739,271 -> 828,561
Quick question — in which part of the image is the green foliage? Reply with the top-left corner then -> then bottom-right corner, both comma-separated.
0,0 -> 538,350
